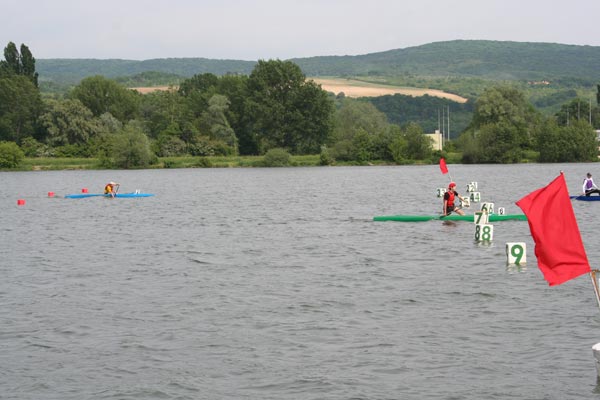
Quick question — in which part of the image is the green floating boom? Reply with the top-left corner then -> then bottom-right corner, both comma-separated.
373,214 -> 527,222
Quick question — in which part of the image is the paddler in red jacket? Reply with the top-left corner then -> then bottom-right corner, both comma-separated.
443,182 -> 466,216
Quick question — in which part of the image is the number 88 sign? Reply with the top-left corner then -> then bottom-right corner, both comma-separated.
474,224 -> 493,242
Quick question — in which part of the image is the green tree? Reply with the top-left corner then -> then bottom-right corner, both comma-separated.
476,122 -> 522,163
262,147 -> 291,167
0,42 -> 39,87
1,42 -> 19,74
332,99 -> 388,143
538,118 -> 597,162
20,136 -> 48,157
154,122 -> 188,157
471,85 -> 536,136
179,73 -> 220,125
40,99 -> 99,146
139,88 -> 186,138
460,85 -> 540,163
99,121 -> 155,169
404,122 -> 433,160
0,141 -> 24,168
19,44 -> 38,87
331,99 -> 388,162
0,75 -> 42,143
216,75 -> 252,153
389,134 -> 409,164
200,94 -> 238,152
351,129 -> 373,163
178,73 -> 219,97
372,124 -> 403,161
245,60 -> 333,154
70,76 -> 140,122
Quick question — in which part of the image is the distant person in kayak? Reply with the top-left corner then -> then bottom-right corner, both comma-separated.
104,181 -> 120,197
443,182 -> 466,216
583,173 -> 600,196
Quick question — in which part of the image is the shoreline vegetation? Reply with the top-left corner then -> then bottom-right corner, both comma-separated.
4,43 -> 596,172
8,153 -> 465,171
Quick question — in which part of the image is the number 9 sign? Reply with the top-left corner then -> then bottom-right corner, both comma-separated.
506,242 -> 526,265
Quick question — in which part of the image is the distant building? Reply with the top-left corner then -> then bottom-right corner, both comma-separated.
527,80 -> 551,85
426,130 -> 443,151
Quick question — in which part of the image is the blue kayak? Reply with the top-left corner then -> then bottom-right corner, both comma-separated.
65,192 -> 154,199
570,195 -> 600,201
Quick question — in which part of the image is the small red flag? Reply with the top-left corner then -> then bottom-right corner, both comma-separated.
516,174 -> 591,286
439,158 -> 448,174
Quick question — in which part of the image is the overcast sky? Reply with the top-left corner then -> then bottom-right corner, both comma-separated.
4,0 -> 600,60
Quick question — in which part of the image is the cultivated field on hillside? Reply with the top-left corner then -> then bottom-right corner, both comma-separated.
311,78 -> 468,103
130,78 -> 468,103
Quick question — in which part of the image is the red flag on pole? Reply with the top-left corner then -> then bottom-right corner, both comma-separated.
439,158 -> 448,175
516,173 -> 591,286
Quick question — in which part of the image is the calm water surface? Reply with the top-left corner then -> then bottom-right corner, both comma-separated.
2,164 -> 600,400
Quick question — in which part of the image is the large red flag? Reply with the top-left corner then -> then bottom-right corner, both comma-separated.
516,173 -> 591,286
439,158 -> 448,174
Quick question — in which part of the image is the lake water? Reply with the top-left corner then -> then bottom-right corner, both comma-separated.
2,163 -> 600,400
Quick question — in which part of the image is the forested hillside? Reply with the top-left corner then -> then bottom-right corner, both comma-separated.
36,40 -> 600,85
293,40 -> 600,81
37,58 -> 256,84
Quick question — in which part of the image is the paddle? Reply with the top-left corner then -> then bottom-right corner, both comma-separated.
113,183 -> 120,198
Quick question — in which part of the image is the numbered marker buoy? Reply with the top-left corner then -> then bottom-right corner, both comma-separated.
466,183 -> 475,192
470,192 -> 481,202
481,202 -> 495,214
474,211 -> 489,225
475,224 -> 493,242
461,197 -> 471,208
506,242 -> 526,265
498,207 -> 505,215
593,343 -> 600,378
437,187 -> 447,197
470,181 -> 478,189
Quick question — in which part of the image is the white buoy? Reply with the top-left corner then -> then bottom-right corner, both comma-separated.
475,224 -> 493,242
470,192 -> 481,202
593,343 -> 600,378
461,197 -> 471,208
506,242 -> 526,265
437,187 -> 447,197
498,207 -> 506,215
466,183 -> 475,192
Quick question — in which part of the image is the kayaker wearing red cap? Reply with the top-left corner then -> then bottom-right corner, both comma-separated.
104,181 -> 120,197
443,182 -> 466,216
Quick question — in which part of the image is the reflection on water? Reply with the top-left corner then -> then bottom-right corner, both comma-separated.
2,164 -> 600,400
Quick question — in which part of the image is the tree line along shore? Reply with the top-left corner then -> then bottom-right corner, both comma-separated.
1,41 -> 599,170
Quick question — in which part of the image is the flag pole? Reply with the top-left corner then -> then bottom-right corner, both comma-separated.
589,270 -> 600,312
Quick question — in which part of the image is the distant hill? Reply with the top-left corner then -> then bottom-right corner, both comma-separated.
293,40 -> 600,81
36,58 -> 256,84
36,40 -> 600,85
